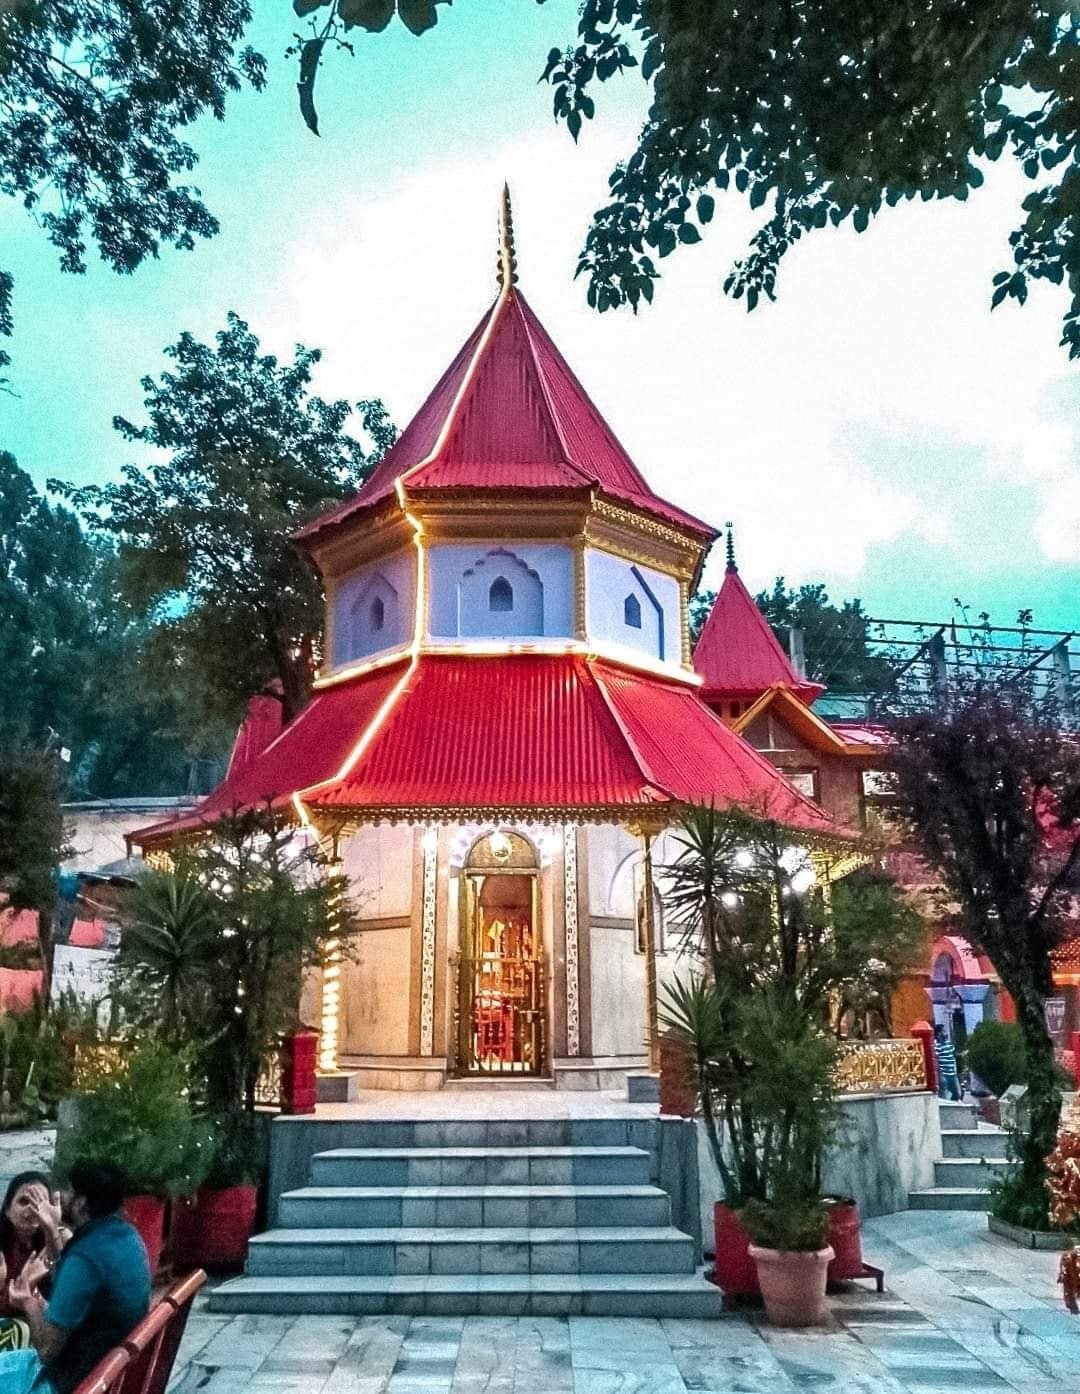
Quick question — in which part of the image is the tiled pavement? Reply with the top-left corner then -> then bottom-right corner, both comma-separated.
168,1212 -> 1080,1393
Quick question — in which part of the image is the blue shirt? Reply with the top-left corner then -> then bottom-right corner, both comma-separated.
45,1215 -> 151,1394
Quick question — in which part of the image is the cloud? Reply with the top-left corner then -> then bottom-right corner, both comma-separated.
257,120 -> 1078,610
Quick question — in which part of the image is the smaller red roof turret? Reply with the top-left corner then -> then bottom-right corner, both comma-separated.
694,526 -> 825,706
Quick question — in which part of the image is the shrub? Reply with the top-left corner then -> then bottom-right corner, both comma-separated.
968,1021 -> 1029,1097
54,1038 -> 215,1198
740,1197 -> 829,1253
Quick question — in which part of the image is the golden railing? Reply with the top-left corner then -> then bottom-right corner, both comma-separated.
450,953 -> 546,1076
834,1038 -> 927,1094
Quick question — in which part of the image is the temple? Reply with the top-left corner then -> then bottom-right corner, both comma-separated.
134,191 -> 850,1093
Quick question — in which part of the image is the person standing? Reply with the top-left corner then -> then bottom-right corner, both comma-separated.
934,1024 -> 962,1101
0,1159 -> 150,1394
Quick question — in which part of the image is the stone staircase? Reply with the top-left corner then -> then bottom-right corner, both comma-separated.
209,1119 -> 721,1318
908,1099 -> 1009,1211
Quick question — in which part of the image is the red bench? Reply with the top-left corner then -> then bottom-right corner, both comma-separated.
72,1270 -> 207,1394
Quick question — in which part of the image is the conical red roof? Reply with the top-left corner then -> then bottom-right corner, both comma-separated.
694,562 -> 825,705
297,288 -> 713,543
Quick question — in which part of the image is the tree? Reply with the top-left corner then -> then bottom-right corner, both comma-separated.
1,453 -> 213,796
756,579 -> 896,695
0,745 -> 67,922
888,685 -> 1080,1227
302,3 -> 1080,358
0,0 -> 265,375
58,314 -> 397,726
119,808 -> 358,1126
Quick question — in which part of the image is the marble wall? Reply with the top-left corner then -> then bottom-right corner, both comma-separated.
697,1090 -> 941,1229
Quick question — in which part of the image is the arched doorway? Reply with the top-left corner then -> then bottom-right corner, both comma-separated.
455,831 -> 546,1076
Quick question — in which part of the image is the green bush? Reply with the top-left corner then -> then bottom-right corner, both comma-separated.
967,1019 -> 1074,1098
55,1038 -> 216,1198
968,1021 -> 1028,1097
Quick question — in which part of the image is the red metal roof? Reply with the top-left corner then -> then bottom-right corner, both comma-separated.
133,654 -> 839,845
224,692 -> 284,784
130,663 -> 405,844
694,563 -> 825,705
297,289 -> 714,543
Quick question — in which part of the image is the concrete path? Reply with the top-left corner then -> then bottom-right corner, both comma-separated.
168,1211 -> 1080,1393
0,1125 -> 55,1197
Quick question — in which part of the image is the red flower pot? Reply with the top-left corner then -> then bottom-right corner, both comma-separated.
711,1203 -> 760,1296
122,1194 -> 166,1276
824,1198 -> 863,1282
170,1185 -> 258,1271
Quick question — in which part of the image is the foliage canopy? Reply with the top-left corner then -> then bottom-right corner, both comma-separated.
1,452 -> 215,796
0,0 -> 265,373
889,684 -> 1080,1225
57,314 -> 397,725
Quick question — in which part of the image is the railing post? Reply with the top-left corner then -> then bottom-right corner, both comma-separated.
911,1020 -> 937,1093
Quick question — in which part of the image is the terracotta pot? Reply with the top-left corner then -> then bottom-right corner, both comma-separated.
170,1185 -> 258,1271
749,1243 -> 835,1326
122,1194 -> 166,1275
711,1203 -> 760,1296
659,1035 -> 696,1118
824,1198 -> 863,1282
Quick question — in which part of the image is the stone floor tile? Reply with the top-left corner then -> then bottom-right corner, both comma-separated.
572,1364 -> 688,1394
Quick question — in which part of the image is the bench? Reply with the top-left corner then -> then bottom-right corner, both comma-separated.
72,1269 -> 207,1394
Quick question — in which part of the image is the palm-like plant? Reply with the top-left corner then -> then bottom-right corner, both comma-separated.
122,871 -> 219,1035
659,804 -> 913,1215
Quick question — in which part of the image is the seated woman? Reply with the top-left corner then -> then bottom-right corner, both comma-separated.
0,1172 -> 69,1351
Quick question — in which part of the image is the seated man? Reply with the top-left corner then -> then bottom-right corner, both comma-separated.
0,1159 -> 151,1394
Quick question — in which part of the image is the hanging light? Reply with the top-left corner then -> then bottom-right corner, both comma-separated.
488,831 -> 513,863
734,849 -> 753,869
721,891 -> 739,909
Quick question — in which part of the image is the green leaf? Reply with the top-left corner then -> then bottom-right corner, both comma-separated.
852,207 -> 869,233
697,193 -> 715,223
397,0 -> 447,36
678,223 -> 702,244
293,0 -> 329,14
339,0 -> 395,28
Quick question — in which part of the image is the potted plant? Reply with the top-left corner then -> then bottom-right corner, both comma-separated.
54,1038 -> 214,1272
169,1112 -> 262,1270
742,1197 -> 833,1326
659,806 -> 913,1300
118,808 -> 358,1268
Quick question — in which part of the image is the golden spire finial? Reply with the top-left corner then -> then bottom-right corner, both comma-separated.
497,182 -> 518,292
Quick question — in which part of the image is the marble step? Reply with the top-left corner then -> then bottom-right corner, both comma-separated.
938,1101 -> 979,1132
310,1146 -> 652,1189
908,1186 -> 989,1211
279,1184 -> 671,1230
287,1119 -> 655,1149
207,1271 -> 724,1318
934,1156 -> 1007,1187
246,1225 -> 696,1277
940,1128 -> 1009,1160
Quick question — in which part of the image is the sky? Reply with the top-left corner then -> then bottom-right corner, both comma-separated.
2,1 -> 1078,631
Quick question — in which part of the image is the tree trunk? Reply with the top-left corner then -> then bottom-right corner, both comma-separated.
1007,975 -> 1061,1216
